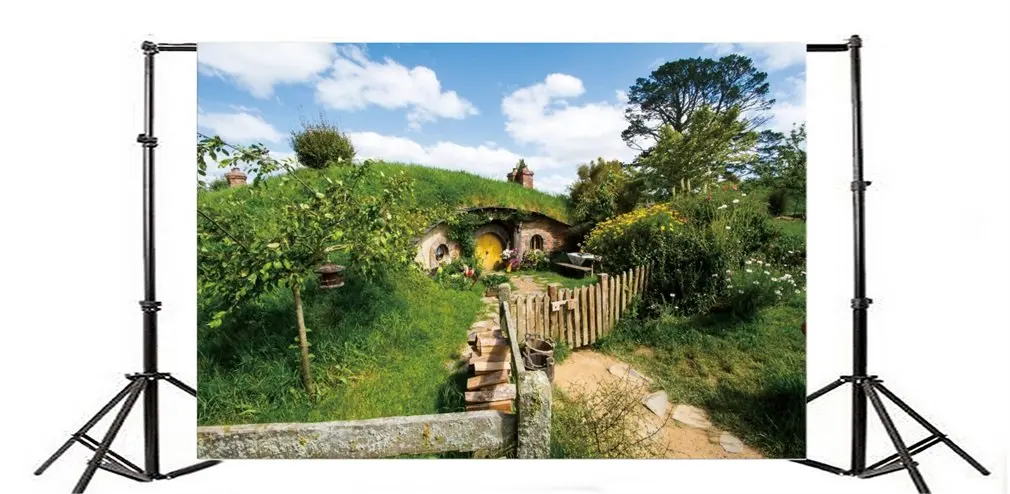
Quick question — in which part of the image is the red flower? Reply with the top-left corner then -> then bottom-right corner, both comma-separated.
706,195 -> 712,201
732,184 -> 738,191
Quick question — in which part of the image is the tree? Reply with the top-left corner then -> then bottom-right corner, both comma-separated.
568,158 -> 639,226
748,124 -> 806,215
631,106 -> 758,200
197,137 -> 419,398
290,112 -> 356,169
622,55 -> 773,149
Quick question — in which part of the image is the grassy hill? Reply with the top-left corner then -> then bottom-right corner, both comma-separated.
200,161 -> 571,224
197,160 -> 570,426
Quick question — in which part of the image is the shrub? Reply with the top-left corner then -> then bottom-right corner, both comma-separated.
762,224 -> 805,268
480,273 -> 510,289
434,257 -> 481,291
550,378 -> 669,458
670,187 -> 774,266
713,260 -> 805,320
583,203 -> 726,314
290,112 -> 355,169
520,249 -> 550,271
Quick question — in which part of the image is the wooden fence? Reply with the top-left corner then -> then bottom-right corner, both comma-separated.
507,265 -> 650,349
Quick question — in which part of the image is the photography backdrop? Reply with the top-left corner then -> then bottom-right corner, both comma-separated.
2,0 -> 1008,493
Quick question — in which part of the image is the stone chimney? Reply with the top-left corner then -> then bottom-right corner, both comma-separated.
507,161 -> 534,189
225,167 -> 247,188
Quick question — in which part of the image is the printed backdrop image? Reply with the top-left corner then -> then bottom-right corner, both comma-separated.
194,42 -> 807,460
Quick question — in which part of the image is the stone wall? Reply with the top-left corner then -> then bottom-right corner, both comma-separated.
518,217 -> 568,256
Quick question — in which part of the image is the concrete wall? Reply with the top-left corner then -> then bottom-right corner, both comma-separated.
197,411 -> 516,459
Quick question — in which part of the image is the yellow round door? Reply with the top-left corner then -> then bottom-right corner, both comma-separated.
476,233 -> 504,271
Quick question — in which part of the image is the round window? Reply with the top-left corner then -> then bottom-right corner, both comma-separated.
435,244 -> 449,261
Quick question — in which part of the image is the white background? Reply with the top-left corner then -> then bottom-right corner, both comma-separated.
1,1 -> 1008,493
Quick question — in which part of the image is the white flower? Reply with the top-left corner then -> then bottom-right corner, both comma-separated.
775,290 -> 783,296
726,270 -> 733,275
742,193 -> 747,197
795,289 -> 801,294
711,273 -> 719,277
674,306 -> 680,310
746,269 -> 753,273
725,226 -> 731,230
669,293 -> 676,299
752,281 -> 759,285
738,290 -> 745,294
745,260 -> 753,265
732,199 -> 740,204
727,285 -> 734,289
764,271 -> 770,275
718,204 -> 728,210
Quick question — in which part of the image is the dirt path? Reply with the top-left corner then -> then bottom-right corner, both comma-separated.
510,275 -> 546,295
553,350 -> 764,459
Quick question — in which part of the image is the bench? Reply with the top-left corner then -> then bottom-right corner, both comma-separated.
553,261 -> 594,277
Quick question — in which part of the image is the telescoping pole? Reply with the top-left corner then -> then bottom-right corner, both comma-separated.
846,34 -> 871,475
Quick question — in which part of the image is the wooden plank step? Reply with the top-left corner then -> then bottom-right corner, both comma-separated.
471,360 -> 509,373
469,351 -> 511,364
465,384 -> 516,403
465,400 -> 513,413
466,370 -> 510,390
478,337 -> 509,355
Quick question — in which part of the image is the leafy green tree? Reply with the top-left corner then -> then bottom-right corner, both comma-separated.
568,158 -> 639,226
290,112 -> 356,169
197,137 -> 419,398
749,124 -> 806,215
622,54 -> 773,148
632,106 -> 758,199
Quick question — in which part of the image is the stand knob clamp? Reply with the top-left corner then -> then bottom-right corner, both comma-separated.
136,134 -> 158,148
851,180 -> 872,191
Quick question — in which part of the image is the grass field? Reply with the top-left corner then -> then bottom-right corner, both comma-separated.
197,270 -> 482,425
598,293 -> 806,458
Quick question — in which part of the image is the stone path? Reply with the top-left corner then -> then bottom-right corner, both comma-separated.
553,350 -> 763,459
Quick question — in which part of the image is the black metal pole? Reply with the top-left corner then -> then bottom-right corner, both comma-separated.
139,40 -> 161,479
847,33 -> 871,475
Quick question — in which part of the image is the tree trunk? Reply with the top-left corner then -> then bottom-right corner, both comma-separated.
292,284 -> 315,399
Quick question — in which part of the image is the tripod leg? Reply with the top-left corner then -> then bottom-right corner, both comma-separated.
864,381 -> 930,493
35,380 -> 138,476
164,375 -> 197,397
807,377 -> 846,403
73,379 -> 145,494
873,382 -> 990,476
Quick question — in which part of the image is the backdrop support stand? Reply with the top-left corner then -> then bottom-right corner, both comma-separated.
33,41 -> 221,493
796,35 -> 988,494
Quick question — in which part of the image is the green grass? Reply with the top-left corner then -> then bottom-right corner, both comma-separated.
771,217 -> 805,238
508,269 -> 599,290
598,302 -> 806,458
197,269 -> 483,425
200,161 -> 571,225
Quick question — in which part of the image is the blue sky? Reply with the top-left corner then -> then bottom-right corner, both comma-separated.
197,42 -> 805,194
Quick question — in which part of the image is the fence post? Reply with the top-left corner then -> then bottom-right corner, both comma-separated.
547,283 -> 560,341
599,273 -> 610,336
516,371 -> 551,458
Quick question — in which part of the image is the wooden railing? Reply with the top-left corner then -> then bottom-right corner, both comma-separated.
507,265 -> 650,349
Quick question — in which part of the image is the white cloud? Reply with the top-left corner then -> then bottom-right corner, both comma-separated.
198,111 -> 284,143
768,73 -> 806,133
703,42 -> 805,71
502,74 -> 638,167
198,43 -> 336,98
648,57 -> 666,70
316,45 -> 477,130
615,90 -> 629,104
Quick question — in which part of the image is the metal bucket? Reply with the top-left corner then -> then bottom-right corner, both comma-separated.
523,351 -> 555,382
525,336 -> 555,359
